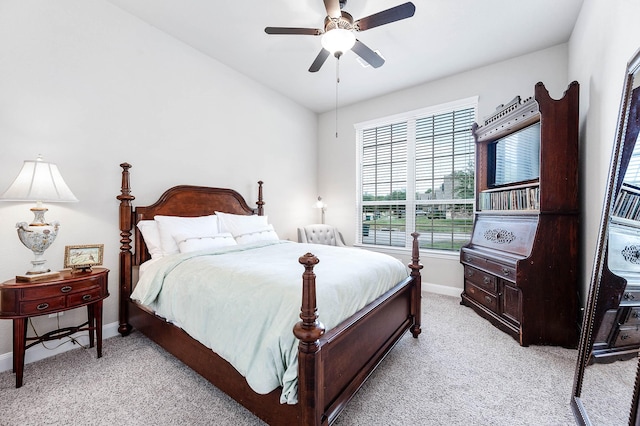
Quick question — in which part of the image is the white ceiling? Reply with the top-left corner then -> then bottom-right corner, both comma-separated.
106,0 -> 584,113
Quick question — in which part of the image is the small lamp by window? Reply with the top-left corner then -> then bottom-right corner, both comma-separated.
314,196 -> 327,224
0,155 -> 78,279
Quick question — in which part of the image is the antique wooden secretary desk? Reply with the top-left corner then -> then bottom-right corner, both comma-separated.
460,81 -> 580,348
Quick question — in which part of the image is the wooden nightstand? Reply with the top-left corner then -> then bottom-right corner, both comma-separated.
0,267 -> 109,388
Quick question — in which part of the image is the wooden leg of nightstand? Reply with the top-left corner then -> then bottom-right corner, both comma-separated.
13,318 -> 27,388
95,300 -> 103,358
87,303 -> 95,349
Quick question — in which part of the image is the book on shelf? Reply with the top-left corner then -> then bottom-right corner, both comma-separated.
479,185 -> 540,211
612,184 -> 640,221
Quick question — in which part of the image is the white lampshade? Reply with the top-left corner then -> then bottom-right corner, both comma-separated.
321,29 -> 356,55
0,155 -> 78,277
0,156 -> 78,203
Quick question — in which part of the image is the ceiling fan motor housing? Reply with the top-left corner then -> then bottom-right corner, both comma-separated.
324,11 -> 354,32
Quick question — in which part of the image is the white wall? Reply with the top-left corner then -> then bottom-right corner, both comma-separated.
0,0 -> 317,358
568,0 -> 640,302
317,44 -> 570,295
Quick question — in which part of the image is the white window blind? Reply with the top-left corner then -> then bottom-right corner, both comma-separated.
356,98 -> 477,252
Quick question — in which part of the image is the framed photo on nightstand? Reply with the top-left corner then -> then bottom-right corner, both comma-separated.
64,244 -> 104,270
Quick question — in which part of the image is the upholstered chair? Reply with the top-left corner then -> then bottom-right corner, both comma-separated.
297,224 -> 346,246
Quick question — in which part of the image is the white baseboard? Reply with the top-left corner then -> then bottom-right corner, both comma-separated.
0,321 -> 120,374
423,282 -> 462,298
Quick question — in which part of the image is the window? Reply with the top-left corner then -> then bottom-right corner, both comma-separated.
356,97 -> 477,252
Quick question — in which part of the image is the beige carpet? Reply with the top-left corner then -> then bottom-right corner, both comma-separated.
0,293 -> 635,425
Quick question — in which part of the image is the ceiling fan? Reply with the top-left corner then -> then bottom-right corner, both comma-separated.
265,0 -> 416,72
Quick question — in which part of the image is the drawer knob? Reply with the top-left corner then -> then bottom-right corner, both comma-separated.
484,296 -> 492,304
621,333 -> 630,340
465,256 -> 472,262
633,312 -> 640,319
502,268 -> 510,276
82,294 -> 92,301
467,270 -> 474,277
36,303 -> 49,311
624,293 -> 636,301
61,286 -> 72,293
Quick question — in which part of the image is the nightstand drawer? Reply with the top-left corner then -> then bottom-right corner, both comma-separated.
464,266 -> 496,294
67,286 -> 103,305
20,296 -> 66,315
20,281 -> 95,300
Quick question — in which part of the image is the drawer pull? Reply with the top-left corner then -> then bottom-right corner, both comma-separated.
502,268 -> 510,276
624,293 -> 636,301
484,296 -> 492,304
464,255 -> 472,262
483,276 -> 491,284
466,269 -> 475,277
633,311 -> 640,319
61,286 -> 73,293
621,333 -> 631,340
82,294 -> 92,301
36,303 -> 49,311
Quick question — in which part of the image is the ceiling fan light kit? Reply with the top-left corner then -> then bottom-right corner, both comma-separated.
265,0 -> 415,72
321,28 -> 356,56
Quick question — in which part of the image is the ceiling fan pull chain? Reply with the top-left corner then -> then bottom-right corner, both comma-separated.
335,57 -> 340,138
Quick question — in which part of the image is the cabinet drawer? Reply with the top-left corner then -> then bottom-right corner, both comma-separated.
465,283 -> 498,312
20,296 -> 66,315
623,307 -> 640,325
67,286 -> 103,306
620,288 -> 640,306
461,251 -> 517,283
464,267 -> 496,294
613,325 -> 640,347
20,281 -> 95,300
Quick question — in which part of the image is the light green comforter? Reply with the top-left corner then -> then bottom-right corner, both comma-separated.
131,240 -> 408,404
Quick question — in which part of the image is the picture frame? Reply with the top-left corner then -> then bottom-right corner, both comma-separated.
64,244 -> 104,270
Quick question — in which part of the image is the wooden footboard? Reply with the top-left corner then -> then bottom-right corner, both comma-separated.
117,163 -> 422,425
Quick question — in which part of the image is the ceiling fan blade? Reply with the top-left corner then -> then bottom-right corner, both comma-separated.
355,2 -> 416,31
352,39 -> 385,68
265,27 -> 322,35
309,48 -> 331,72
323,0 -> 342,19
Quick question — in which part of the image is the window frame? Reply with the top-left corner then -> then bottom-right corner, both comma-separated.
354,96 -> 478,255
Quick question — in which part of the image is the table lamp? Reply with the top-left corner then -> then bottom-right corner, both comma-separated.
314,196 -> 327,224
0,155 -> 78,279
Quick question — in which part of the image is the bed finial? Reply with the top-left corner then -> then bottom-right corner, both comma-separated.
256,180 -> 264,216
408,232 -> 423,338
294,253 -> 325,345
294,253 -> 325,424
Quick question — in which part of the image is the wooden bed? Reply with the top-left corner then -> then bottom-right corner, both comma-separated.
116,163 -> 423,425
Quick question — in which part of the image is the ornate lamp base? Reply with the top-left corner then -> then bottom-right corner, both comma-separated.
16,207 -> 60,276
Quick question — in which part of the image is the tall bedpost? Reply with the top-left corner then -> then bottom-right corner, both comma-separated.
293,253 -> 326,426
117,163 -> 135,336
409,232 -> 423,338
256,180 -> 264,216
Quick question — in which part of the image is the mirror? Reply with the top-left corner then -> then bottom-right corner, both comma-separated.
572,48 -> 640,425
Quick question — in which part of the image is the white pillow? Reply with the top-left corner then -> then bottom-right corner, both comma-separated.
154,215 -> 219,256
233,224 -> 280,245
136,220 -> 164,259
175,232 -> 237,253
215,211 -> 269,234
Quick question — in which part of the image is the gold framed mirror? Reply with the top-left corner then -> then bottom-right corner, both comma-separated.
572,47 -> 640,425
